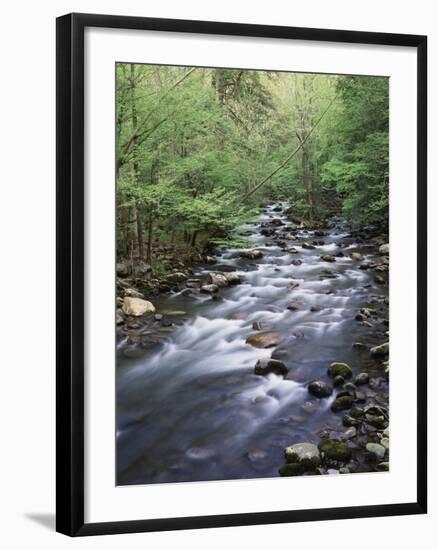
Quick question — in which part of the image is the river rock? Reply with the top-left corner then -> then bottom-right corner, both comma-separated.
328,362 -> 352,379
208,272 -> 228,287
240,249 -> 263,260
122,346 -> 146,359
350,252 -> 363,261
116,308 -> 124,324
342,427 -> 357,440
226,272 -> 241,284
374,274 -> 385,284
318,439 -> 351,462
308,380 -> 333,398
122,297 -> 155,317
350,406 -> 365,418
379,243 -> 390,255
254,358 -> 288,376
353,342 -> 367,350
205,255 -> 217,264
287,302 -> 301,311
381,437 -> 390,450
279,463 -> 305,476
354,372 -> 370,385
200,284 -> 219,294
116,260 -> 130,277
166,271 -> 187,283
291,259 -> 302,266
134,260 -> 152,277
284,442 -> 321,468
370,342 -> 389,357
354,390 -> 366,403
342,414 -> 361,427
302,242 -> 316,249
376,462 -> 390,471
365,414 -> 387,429
366,442 -> 386,460
331,395 -> 354,412
246,332 -> 281,348
124,287 -> 145,299
321,255 -> 336,262
186,279 -> 201,288
355,313 -> 367,322
333,375 -> 345,387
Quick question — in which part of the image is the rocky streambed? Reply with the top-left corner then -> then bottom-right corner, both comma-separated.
116,202 -> 390,485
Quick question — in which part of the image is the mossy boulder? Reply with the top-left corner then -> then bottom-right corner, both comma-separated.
350,407 -> 365,418
354,372 -> 369,385
308,380 -> 333,398
331,395 -> 354,412
284,442 -> 321,469
365,414 -> 387,429
342,414 -> 361,427
366,442 -> 386,460
318,439 -> 352,462
327,362 -> 352,379
370,342 -> 389,357
255,358 -> 288,376
279,463 -> 305,476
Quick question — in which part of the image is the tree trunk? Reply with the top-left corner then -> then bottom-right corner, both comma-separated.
146,208 -> 154,264
120,204 -> 130,256
135,204 -> 144,258
129,64 -> 144,258
302,148 -> 315,221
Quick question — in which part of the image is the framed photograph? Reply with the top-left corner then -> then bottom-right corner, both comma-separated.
56,13 -> 427,536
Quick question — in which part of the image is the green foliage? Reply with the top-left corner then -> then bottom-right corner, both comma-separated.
116,64 -> 389,263
321,76 -> 389,227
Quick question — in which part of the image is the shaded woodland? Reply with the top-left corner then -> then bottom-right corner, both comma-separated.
116,65 -> 388,269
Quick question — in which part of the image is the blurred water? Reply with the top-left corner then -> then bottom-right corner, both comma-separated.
117,203 -> 387,485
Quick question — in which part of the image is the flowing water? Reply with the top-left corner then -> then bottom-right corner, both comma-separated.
117,202 -> 388,485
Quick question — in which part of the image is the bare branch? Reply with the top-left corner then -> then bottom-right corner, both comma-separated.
241,94 -> 337,203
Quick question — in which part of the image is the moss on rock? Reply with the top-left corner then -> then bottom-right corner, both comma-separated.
318,439 -> 352,462
327,362 -> 352,379
279,463 -> 305,476
331,395 -> 354,412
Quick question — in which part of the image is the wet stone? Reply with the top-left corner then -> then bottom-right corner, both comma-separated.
308,380 -> 333,398
331,395 -> 354,412
328,362 -> 353,379
246,332 -> 281,349
318,440 -> 352,462
354,372 -> 370,385
254,358 -> 288,376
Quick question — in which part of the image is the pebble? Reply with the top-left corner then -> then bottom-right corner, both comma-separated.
366,442 -> 386,460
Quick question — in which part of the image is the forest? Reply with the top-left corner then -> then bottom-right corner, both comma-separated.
116,64 -> 388,270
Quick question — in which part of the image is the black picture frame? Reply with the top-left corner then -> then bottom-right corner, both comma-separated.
56,12 -> 427,537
